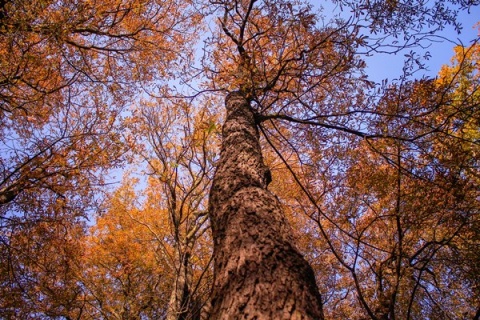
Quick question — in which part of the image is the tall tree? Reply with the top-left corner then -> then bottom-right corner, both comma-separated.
201,0 -> 479,318
1,0 -> 479,319
202,0 -> 362,317
208,91 -> 324,319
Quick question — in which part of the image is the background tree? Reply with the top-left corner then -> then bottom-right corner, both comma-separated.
267,40 -> 480,320
0,0 -> 197,210
79,181 -> 174,319
78,171 -> 213,319
0,216 -> 86,319
0,0 -> 198,317
129,97 -> 217,320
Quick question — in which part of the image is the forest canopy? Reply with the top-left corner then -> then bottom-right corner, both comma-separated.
0,0 -> 479,319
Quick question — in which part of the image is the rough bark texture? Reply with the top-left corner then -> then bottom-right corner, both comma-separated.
208,92 -> 324,319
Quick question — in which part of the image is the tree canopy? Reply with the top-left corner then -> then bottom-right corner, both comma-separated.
1,0 -> 479,319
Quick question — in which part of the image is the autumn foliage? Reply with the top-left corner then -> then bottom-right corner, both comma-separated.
1,0 -> 479,319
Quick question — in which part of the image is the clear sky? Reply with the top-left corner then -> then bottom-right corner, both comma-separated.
364,14 -> 480,82
314,1 -> 480,82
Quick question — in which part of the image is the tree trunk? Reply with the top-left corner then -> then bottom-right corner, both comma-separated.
166,240 -> 202,320
167,247 -> 190,320
208,91 -> 324,319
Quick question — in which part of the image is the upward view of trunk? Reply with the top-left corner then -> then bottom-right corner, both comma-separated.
208,92 -> 324,319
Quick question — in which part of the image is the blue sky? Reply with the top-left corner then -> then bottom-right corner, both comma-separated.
365,16 -> 480,82
314,1 -> 480,82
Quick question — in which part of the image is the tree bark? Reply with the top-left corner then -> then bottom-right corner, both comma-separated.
166,219 -> 205,320
166,246 -> 194,320
208,91 -> 324,319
